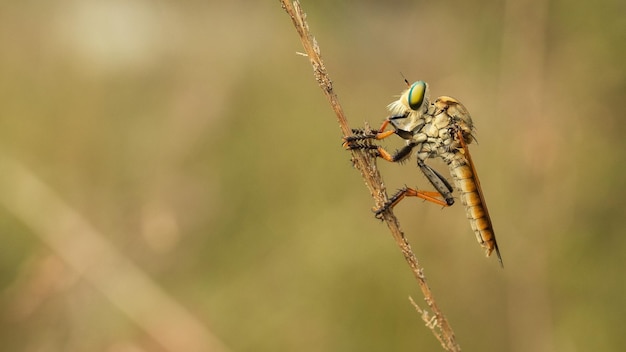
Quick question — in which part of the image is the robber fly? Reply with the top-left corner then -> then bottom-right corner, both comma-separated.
344,80 -> 503,266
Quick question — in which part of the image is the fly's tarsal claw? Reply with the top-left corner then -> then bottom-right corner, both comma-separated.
374,186 -> 408,218
374,200 -> 395,219
373,208 -> 386,220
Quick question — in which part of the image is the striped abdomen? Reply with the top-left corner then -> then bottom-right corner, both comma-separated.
448,157 -> 503,266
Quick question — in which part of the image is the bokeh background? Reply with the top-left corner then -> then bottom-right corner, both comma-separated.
1,0 -> 625,351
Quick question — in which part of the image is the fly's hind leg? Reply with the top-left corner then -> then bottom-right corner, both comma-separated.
417,159 -> 455,206
374,186 -> 450,219
372,158 -> 457,218
346,136 -> 449,212
346,138 -> 452,215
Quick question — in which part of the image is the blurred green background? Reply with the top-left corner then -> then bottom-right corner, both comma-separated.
1,0 -> 625,351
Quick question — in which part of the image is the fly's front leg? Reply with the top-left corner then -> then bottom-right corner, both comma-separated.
347,140 -> 418,164
342,110 -> 416,147
342,119 -> 397,147
343,117 -> 418,163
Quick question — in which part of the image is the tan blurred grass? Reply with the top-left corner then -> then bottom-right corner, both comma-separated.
0,0 -> 625,351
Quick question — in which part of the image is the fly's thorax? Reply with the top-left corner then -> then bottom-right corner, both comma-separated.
439,129 -> 453,143
432,112 -> 450,130
421,123 -> 439,138
438,147 -> 463,166
410,132 -> 428,144
415,138 -> 437,162
420,113 -> 447,137
438,131 -> 456,151
432,96 -> 474,135
415,135 -> 447,163
418,124 -> 457,160
419,106 -> 455,145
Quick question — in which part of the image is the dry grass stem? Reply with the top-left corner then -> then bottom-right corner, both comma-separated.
0,157 -> 230,352
279,1 -> 460,350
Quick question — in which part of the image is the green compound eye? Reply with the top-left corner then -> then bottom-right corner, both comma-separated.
408,81 -> 427,110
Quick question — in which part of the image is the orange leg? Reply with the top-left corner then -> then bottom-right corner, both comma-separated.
375,186 -> 451,219
375,146 -> 395,162
375,120 -> 394,139
342,119 -> 396,147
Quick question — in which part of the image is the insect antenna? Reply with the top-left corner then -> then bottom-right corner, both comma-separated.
399,72 -> 411,87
